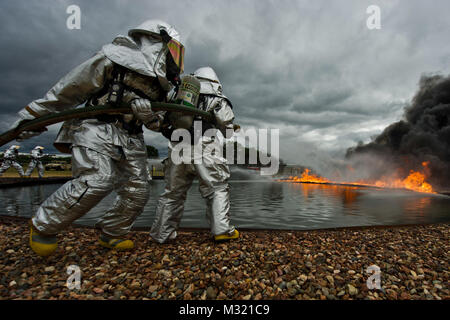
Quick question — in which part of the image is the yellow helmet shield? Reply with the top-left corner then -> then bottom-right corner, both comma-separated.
167,38 -> 185,74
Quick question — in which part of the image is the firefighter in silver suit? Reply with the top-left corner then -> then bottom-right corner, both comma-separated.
24,146 -> 45,178
10,20 -> 185,256
150,67 -> 239,243
0,145 -> 24,177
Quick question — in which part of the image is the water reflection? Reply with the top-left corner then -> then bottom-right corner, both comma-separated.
0,181 -> 448,230
403,197 -> 431,218
262,182 -> 284,206
298,183 -> 361,210
2,185 -> 48,217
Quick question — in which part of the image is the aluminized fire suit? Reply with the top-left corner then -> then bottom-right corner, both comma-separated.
13,20 -> 182,237
0,145 -> 24,176
150,67 -> 236,243
25,146 -> 45,178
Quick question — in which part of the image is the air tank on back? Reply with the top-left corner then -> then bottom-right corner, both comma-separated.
169,75 -> 201,129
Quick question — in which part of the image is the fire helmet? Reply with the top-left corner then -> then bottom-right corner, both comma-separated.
129,20 -> 184,74
193,67 -> 223,95
129,20 -> 181,43
193,67 -> 221,84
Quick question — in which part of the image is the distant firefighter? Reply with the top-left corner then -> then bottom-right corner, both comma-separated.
0,145 -> 24,177
25,146 -> 45,178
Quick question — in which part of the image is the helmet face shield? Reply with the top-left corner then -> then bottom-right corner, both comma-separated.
167,38 -> 184,74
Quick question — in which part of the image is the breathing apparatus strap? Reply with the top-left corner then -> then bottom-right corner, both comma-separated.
107,65 -> 127,106
88,64 -> 149,135
89,63 -> 161,106
159,29 -> 172,44
88,64 -> 125,106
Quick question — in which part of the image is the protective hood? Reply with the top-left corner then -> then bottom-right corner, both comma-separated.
102,35 -> 158,77
102,20 -> 183,91
128,20 -> 181,41
198,80 -> 223,96
193,67 -> 224,96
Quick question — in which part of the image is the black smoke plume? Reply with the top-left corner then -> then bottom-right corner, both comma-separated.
346,74 -> 450,189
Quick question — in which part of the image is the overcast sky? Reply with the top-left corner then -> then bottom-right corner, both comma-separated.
0,0 -> 449,166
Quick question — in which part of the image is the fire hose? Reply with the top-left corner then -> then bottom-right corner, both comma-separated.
0,102 -> 239,148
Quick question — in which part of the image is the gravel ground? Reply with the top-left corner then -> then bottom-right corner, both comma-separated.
0,217 -> 448,300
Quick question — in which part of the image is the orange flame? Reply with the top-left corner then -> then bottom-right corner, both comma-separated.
288,169 -> 330,184
285,162 -> 435,194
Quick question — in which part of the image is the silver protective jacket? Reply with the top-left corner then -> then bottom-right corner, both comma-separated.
0,147 -> 24,176
21,20 -> 179,237
193,67 -> 235,137
25,148 -> 45,177
150,70 -> 236,243
30,148 -> 44,160
3,147 -> 18,160
22,41 -> 168,157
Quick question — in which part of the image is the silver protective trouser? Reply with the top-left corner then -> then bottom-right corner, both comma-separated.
32,146 -> 150,237
25,160 -> 44,177
150,144 -> 235,243
0,160 -> 24,176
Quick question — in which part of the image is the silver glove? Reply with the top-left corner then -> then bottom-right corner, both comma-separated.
131,98 -> 156,125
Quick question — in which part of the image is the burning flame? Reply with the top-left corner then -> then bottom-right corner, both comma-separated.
288,169 -> 330,184
285,162 -> 435,194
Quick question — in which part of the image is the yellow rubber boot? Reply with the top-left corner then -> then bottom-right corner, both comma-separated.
29,222 -> 58,257
214,229 -> 240,242
98,234 -> 134,251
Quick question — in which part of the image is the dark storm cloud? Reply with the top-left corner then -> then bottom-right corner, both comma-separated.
347,74 -> 450,188
0,0 -> 449,165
